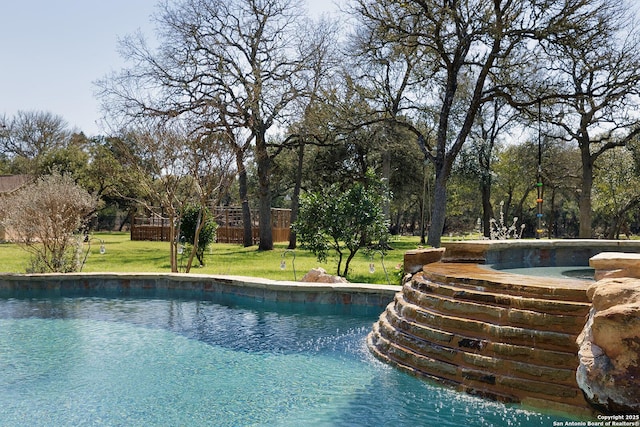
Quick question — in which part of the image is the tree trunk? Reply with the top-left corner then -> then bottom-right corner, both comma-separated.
235,149 -> 253,247
420,164 -> 429,245
168,213 -> 178,273
548,188 -> 557,238
382,143 -> 391,220
288,143 -> 304,249
335,246 -> 343,276
119,209 -> 133,231
427,170 -> 449,248
419,200 -> 427,245
343,250 -> 357,278
579,147 -> 594,238
516,189 -> 531,228
185,207 -> 204,273
255,131 -> 273,250
480,174 -> 492,238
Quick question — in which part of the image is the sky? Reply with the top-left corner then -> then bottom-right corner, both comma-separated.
0,0 -> 341,137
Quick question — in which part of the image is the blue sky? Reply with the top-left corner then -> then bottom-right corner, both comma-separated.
0,1 -> 340,136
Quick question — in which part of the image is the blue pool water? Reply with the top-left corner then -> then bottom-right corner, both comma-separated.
490,266 -> 595,280
0,291 -> 572,426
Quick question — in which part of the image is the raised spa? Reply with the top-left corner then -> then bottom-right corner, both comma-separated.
367,239 -> 640,417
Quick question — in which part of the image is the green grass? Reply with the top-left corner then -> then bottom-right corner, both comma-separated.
0,232 -> 425,285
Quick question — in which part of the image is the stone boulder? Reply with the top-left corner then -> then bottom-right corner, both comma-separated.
576,277 -> 640,413
300,267 -> 349,284
590,252 -> 640,281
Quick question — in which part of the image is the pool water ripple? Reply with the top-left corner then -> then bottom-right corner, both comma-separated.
0,295 -> 571,426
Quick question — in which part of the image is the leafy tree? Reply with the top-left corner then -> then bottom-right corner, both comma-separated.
492,138 -> 581,238
0,153 -> 10,175
83,136 -> 147,231
38,133 -> 90,178
491,142 -> 540,236
537,139 -> 581,238
0,173 -> 97,273
592,146 -> 640,238
294,173 -> 389,277
179,204 -> 218,269
538,3 -> 640,238
468,100 -> 518,237
386,134 -> 430,238
350,0 -> 619,247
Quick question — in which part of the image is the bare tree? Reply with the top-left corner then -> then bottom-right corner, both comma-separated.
281,17 -> 342,249
182,131 -> 234,271
0,173 -> 97,273
115,121 -> 233,273
97,0 -> 333,250
0,111 -> 71,175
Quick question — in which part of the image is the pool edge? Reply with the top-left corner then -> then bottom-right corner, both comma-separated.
0,272 -> 399,308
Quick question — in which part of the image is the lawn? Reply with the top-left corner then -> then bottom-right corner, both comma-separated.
0,232 -> 426,285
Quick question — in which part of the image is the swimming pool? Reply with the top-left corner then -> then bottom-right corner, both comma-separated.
0,291 -> 571,426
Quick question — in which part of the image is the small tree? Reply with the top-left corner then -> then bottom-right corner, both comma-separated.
294,174 -> 389,277
113,123 -> 233,273
180,204 -> 218,270
0,173 -> 97,273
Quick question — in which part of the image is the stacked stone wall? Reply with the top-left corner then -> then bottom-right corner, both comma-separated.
368,256 -> 595,416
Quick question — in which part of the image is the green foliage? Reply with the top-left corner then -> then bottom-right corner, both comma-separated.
180,204 -> 218,266
294,172 -> 389,277
592,146 -> 640,238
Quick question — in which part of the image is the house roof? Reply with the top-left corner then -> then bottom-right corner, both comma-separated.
0,175 -> 31,194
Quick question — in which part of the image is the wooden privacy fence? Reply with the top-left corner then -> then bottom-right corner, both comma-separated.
214,207 -> 291,244
130,216 -> 173,241
131,208 -> 291,244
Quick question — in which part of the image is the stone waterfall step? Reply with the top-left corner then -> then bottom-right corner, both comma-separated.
384,298 -> 580,382
395,291 -> 582,352
410,273 -> 591,316
367,261 -> 595,416
402,283 -> 588,334
382,299 -> 580,372
368,322 -> 585,407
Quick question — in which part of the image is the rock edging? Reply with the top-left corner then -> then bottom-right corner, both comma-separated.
576,277 -> 640,414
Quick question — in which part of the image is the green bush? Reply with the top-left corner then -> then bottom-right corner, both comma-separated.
294,173 -> 389,277
180,204 -> 218,267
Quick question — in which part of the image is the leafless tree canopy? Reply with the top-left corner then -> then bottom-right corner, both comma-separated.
93,0 -> 640,247
0,173 -> 97,273
97,0 -> 335,250
0,111 -> 71,164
